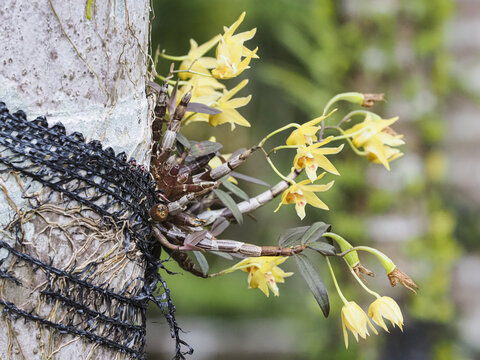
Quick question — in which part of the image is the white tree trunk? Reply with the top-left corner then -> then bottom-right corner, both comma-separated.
0,1 -> 153,359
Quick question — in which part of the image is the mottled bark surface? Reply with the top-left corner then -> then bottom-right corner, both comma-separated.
0,1 -> 152,358
0,0 -> 151,160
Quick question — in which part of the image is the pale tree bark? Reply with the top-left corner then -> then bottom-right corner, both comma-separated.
0,1 -> 157,359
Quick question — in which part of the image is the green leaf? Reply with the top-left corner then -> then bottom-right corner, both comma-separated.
307,242 -> 337,256
184,230 -> 208,248
210,251 -> 233,260
301,222 -> 332,245
176,133 -> 191,149
221,178 -> 249,201
211,217 -> 230,237
193,251 -> 209,276
187,102 -> 222,115
190,141 -> 223,157
278,226 -> 309,247
168,80 -> 179,115
294,254 -> 330,317
229,171 -> 271,187
213,189 -> 243,225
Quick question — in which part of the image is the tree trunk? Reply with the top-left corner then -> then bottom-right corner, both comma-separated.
0,1 -> 155,359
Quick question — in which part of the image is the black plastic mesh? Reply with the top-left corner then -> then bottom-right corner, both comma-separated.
0,102 -> 191,359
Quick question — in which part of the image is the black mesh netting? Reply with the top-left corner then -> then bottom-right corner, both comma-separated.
0,101 -> 191,359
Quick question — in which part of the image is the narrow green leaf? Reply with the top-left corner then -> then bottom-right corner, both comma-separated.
211,217 -> 230,237
294,254 -> 330,317
190,141 -> 223,157
210,251 -> 233,260
221,179 -> 249,201
213,189 -> 243,224
187,102 -> 222,115
176,133 -> 191,149
301,222 -> 332,244
167,80 -> 178,115
307,242 -> 337,256
278,226 -> 309,247
193,251 -> 209,276
229,171 -> 271,187
184,230 -> 208,247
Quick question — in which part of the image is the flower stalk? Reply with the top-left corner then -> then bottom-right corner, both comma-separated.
323,92 -> 384,115
258,123 -> 301,148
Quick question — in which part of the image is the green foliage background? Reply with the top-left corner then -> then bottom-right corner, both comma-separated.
148,1 -> 479,359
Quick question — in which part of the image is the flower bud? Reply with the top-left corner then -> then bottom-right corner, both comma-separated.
368,296 -> 404,332
341,301 -> 378,348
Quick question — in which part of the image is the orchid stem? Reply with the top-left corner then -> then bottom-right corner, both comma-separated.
160,53 -> 188,61
323,94 -> 345,115
173,69 -> 213,78
154,74 -> 189,86
326,257 -> 348,305
345,259 -> 381,299
267,145 -> 299,156
345,137 -> 367,156
330,128 -> 365,141
264,155 -> 295,185
323,92 -> 364,116
333,128 -> 367,156
339,246 -> 396,274
341,110 -> 372,122
259,123 -> 301,147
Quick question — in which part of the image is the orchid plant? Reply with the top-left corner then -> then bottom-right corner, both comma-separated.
150,11 -> 417,349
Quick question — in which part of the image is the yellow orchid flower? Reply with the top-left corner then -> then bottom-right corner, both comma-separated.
274,173 -> 334,220
177,79 -> 252,130
286,116 -> 326,146
177,75 -> 225,124
368,296 -> 404,333
212,12 -> 259,79
341,301 -> 378,348
293,136 -> 344,182
208,79 -> 251,129
344,114 -> 404,170
178,36 -> 221,79
178,75 -> 225,105
366,142 -> 403,166
223,256 -> 293,297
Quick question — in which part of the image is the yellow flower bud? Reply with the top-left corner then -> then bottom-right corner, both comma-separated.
341,301 -> 377,348
368,296 -> 404,332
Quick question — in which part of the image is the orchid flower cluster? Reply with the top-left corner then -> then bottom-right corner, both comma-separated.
157,11 -> 257,130
153,12 -> 416,350
263,94 -> 405,221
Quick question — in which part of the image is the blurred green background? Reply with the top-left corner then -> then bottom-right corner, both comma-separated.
147,1 -> 480,359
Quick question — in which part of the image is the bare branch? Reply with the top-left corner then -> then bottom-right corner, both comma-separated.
197,169 -> 301,224
194,146 -> 259,182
